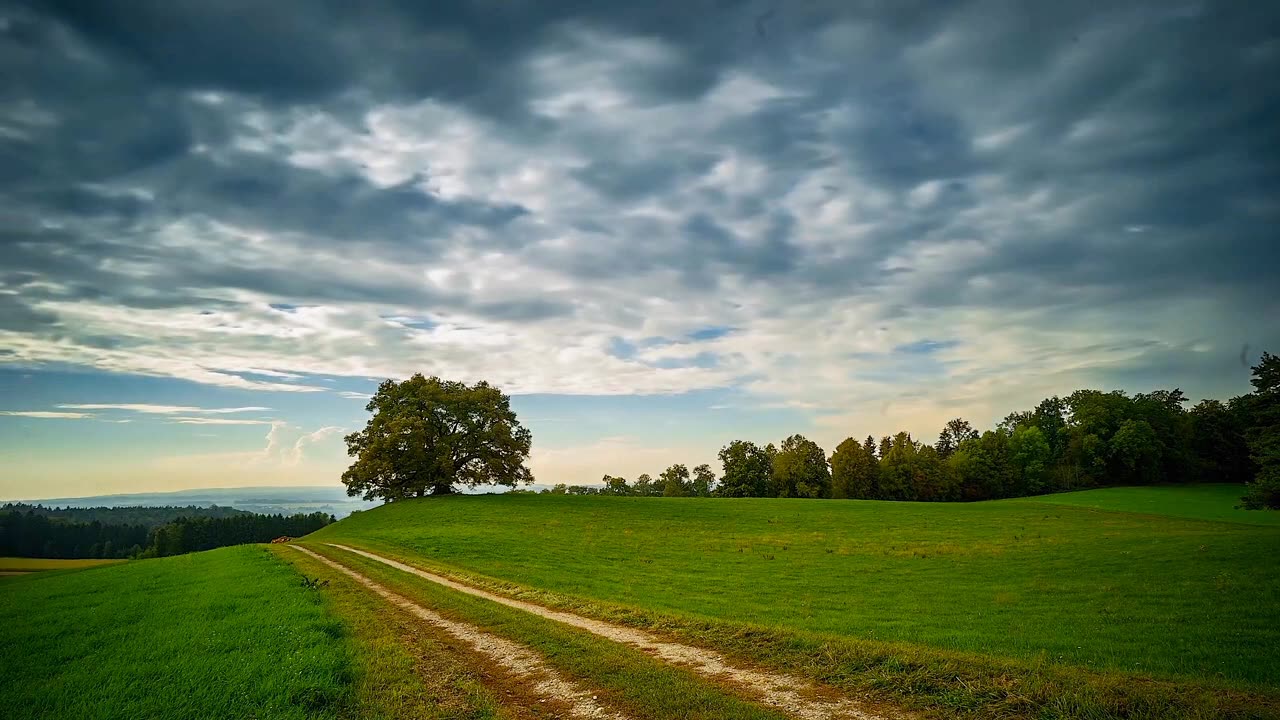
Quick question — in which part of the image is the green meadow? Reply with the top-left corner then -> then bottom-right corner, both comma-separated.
0,556 -> 125,575
1023,483 -> 1280,526
310,486 -> 1280,690
3,486 -> 1276,719
0,546 -> 353,720
290,543 -> 798,720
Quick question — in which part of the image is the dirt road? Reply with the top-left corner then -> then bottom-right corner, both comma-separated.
323,543 -> 904,720
293,545 -> 630,719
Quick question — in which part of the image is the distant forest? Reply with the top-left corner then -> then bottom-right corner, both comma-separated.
546,352 -> 1280,509
0,505 -> 333,559
2,503 -> 249,526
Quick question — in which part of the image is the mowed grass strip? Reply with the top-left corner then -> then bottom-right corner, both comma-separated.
0,545 -> 354,720
309,488 -> 1280,688
272,544 -> 505,720
306,542 -> 800,720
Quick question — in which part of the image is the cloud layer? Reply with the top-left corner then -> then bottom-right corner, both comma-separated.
2,0 -> 1277,437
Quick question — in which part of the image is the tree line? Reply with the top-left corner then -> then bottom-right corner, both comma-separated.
1,503 -> 249,526
137,512 -> 334,558
0,507 -> 334,559
337,360 -> 1277,509
549,353 -> 1280,509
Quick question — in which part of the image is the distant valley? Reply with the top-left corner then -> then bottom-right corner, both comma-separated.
17,486 -> 382,519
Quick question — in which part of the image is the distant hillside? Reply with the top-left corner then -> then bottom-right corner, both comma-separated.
17,486 -> 382,519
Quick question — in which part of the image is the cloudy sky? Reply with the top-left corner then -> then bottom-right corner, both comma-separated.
2,1 -> 1277,499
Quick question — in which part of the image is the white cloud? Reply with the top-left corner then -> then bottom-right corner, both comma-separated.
1,1 -> 1275,456
0,410 -> 94,419
170,417 -> 276,426
58,404 -> 271,414
287,426 -> 344,465
150,421 -> 345,477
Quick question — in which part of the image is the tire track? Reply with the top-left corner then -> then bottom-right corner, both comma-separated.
291,545 -> 628,720
325,543 -> 905,720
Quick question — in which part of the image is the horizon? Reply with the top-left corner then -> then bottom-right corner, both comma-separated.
3,1 -> 1277,499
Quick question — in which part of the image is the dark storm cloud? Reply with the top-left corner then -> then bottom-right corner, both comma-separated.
884,3 -> 1280,302
571,153 -> 721,202
1,0 -> 1277,392
23,0 -> 774,116
164,153 -> 529,246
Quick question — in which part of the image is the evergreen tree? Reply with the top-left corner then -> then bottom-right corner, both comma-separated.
1242,352 -> 1280,509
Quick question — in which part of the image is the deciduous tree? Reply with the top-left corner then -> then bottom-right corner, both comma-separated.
878,432 -> 919,500
1110,419 -> 1161,484
830,437 -> 878,499
600,475 -> 631,496
771,435 -> 830,498
633,473 -> 656,496
1009,424 -> 1051,495
691,464 -> 716,497
661,464 -> 691,497
716,440 -> 771,497
1189,399 -> 1253,483
935,418 -> 978,459
342,374 -> 533,500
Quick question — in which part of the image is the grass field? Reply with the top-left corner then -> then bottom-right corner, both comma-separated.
272,545 -> 504,720
0,545 -> 354,720
309,486 -> 1280,694
0,556 -> 126,575
290,543 -> 806,720
3,486 -> 1274,719
1023,484 -> 1280,526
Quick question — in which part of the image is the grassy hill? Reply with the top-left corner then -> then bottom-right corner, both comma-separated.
1022,483 -> 1280,525
4,486 -> 1275,719
309,486 -> 1280,692
0,546 -> 353,720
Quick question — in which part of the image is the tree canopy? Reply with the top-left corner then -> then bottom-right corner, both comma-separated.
342,374 -> 533,500
771,434 -> 830,499
715,440 -> 771,498
660,464 -> 690,497
830,437 -> 877,499
691,464 -> 716,497
1242,352 -> 1280,509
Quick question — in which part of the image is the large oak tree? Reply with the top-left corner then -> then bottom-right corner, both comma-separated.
342,375 -> 533,500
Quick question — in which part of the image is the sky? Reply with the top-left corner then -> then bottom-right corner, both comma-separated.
2,1 -> 1278,500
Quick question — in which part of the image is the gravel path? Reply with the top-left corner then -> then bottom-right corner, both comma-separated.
292,545 -> 628,720
326,543 -> 904,720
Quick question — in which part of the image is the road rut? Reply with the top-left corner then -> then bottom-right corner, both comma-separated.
292,545 -> 628,720
325,543 -> 903,720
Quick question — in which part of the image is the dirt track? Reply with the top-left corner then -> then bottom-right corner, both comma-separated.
292,545 -> 629,719
325,543 -> 903,720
